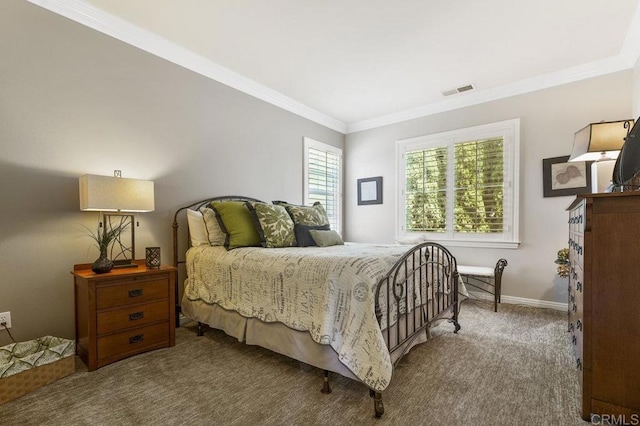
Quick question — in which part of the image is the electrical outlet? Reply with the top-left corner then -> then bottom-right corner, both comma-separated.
0,312 -> 11,330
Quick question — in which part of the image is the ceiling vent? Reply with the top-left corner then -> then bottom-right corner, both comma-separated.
442,84 -> 475,97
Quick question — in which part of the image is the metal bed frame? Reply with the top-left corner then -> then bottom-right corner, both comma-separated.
172,196 -> 461,418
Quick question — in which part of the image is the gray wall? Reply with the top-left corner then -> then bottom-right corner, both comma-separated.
0,1 -> 343,346
344,71 -> 632,304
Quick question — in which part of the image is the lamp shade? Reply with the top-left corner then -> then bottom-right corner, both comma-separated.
79,174 -> 154,212
569,120 -> 633,162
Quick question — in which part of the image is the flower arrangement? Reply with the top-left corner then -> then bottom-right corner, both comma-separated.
554,247 -> 569,277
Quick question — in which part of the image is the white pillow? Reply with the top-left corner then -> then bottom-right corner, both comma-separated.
201,207 -> 226,246
186,209 -> 209,246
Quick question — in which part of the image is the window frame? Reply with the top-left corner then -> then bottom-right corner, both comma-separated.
396,119 -> 520,249
303,137 -> 343,235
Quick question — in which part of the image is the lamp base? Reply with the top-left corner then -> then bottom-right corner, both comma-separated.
591,160 -> 616,193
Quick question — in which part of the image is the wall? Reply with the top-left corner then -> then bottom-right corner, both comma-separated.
0,1 -> 343,346
344,72 -> 632,305
633,56 -> 640,118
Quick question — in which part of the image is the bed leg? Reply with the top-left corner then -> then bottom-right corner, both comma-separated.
321,370 -> 332,394
197,322 -> 204,336
372,391 -> 384,418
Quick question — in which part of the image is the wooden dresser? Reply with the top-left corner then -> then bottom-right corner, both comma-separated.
72,261 -> 176,371
567,192 -> 640,421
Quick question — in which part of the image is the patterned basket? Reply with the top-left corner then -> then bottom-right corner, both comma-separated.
0,336 -> 75,404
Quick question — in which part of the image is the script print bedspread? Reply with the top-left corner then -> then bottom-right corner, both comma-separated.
184,243 -> 412,392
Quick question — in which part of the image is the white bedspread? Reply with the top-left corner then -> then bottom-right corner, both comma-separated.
184,243 -> 415,391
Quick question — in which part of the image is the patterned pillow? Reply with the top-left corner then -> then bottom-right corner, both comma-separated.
284,202 -> 330,227
210,201 -> 261,250
246,202 -> 296,248
201,207 -> 226,246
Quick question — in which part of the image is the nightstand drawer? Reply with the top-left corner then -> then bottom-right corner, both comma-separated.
97,300 -> 170,335
97,277 -> 169,310
98,322 -> 170,361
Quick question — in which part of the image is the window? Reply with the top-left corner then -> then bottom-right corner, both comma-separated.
304,137 -> 342,233
397,119 -> 520,248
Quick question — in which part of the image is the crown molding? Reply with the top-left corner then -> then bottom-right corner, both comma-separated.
27,0 -> 640,136
27,0 -> 347,134
346,55 -> 631,133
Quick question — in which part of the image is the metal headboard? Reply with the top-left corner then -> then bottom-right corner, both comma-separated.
171,195 -> 264,327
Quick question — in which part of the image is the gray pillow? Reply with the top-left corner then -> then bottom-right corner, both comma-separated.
309,229 -> 344,247
294,224 -> 330,247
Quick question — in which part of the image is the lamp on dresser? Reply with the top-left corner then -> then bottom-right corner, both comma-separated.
568,119 -> 633,193
79,170 -> 155,268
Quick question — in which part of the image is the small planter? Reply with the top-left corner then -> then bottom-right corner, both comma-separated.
0,336 -> 75,404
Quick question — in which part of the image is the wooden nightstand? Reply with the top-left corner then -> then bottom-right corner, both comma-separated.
72,260 -> 177,371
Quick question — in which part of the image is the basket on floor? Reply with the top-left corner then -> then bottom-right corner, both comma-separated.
0,336 -> 75,404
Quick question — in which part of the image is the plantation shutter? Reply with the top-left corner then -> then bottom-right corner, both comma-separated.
404,137 -> 504,235
307,146 -> 341,231
405,147 -> 447,232
453,138 -> 504,233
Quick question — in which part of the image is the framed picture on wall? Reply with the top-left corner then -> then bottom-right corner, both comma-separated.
542,155 -> 593,197
357,176 -> 383,205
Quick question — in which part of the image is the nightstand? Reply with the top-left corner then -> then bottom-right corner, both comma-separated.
72,260 -> 177,371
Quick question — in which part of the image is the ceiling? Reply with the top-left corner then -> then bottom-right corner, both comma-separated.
29,0 -> 640,133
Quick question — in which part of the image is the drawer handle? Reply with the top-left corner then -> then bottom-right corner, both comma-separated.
572,304 -> 577,312
129,334 -> 144,344
577,282 -> 582,291
569,323 -> 574,332
129,289 -> 143,298
129,311 -> 144,321
572,335 -> 577,345
576,319 -> 582,331
576,358 -> 582,370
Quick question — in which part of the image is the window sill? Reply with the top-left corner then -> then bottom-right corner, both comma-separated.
396,237 -> 520,250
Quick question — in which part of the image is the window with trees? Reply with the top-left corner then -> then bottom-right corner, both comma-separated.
397,119 -> 520,248
304,137 -> 342,233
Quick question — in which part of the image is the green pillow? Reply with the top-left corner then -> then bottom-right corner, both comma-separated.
284,202 -> 330,227
309,229 -> 344,247
246,202 -> 296,248
211,201 -> 261,249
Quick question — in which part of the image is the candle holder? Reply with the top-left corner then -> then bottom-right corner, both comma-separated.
145,247 -> 161,269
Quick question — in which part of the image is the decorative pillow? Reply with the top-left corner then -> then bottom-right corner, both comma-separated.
284,202 -> 330,227
210,201 -> 261,250
246,202 -> 296,248
294,224 -> 330,247
309,229 -> 344,247
201,207 -> 226,246
186,209 -> 209,246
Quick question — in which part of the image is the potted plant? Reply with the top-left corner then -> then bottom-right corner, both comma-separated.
84,219 -> 130,274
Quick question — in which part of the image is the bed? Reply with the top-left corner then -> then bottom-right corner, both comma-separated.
172,196 -> 462,417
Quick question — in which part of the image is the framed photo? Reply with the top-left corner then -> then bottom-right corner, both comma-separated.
542,156 -> 593,197
357,176 -> 383,205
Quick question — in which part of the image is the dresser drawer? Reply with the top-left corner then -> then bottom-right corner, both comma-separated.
97,300 -> 170,335
98,322 -> 170,362
97,277 -> 169,310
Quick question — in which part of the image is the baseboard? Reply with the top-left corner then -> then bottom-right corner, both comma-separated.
467,291 -> 566,311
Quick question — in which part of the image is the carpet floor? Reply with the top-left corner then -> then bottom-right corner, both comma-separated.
0,299 -> 589,425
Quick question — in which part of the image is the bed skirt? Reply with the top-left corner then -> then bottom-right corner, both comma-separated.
181,298 -> 436,384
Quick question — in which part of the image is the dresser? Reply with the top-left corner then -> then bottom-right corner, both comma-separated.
72,261 -> 177,371
567,192 -> 640,421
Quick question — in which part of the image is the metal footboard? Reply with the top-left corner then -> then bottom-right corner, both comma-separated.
371,242 -> 460,417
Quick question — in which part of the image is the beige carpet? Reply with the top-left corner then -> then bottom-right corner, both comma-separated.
0,300 -> 588,425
